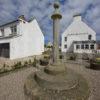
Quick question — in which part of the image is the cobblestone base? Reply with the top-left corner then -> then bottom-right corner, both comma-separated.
24,65 -> 90,100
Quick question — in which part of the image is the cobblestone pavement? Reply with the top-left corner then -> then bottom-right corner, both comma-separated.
66,63 -> 100,100
0,64 -> 100,100
0,67 -> 37,100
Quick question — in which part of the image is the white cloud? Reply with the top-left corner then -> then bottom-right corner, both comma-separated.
0,0 -> 99,41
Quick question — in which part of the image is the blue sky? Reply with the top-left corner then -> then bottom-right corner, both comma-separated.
0,0 -> 100,43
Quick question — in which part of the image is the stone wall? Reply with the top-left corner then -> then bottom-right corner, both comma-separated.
62,52 -> 100,61
0,55 -> 43,69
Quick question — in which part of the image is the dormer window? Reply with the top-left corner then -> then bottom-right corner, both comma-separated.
88,35 -> 92,40
10,25 -> 17,34
1,28 -> 4,36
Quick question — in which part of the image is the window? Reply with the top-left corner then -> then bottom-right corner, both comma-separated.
76,45 -> 80,49
85,44 -> 89,49
64,37 -> 67,41
90,44 -> 94,49
88,35 -> 92,40
1,28 -> 4,36
81,44 -> 84,49
64,44 -> 67,48
10,25 -> 17,34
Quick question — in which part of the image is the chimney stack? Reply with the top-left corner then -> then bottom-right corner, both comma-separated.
18,15 -> 26,21
73,14 -> 82,21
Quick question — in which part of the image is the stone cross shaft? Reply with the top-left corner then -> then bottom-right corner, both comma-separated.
51,1 -> 62,64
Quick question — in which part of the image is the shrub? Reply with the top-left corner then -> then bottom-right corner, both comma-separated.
3,63 -> 6,69
82,53 -> 89,60
44,54 -> 50,60
32,57 -> 38,67
24,61 -> 28,66
40,59 -> 49,66
29,59 -> 32,64
14,63 -> 19,69
0,64 -> 6,73
4,65 -> 9,72
69,54 -> 76,61
43,50 -> 51,55
89,58 -> 100,69
18,61 -> 22,66
14,61 -> 22,69
59,54 -> 63,59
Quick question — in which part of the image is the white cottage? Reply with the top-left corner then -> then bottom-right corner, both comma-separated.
61,14 -> 96,54
0,15 -> 44,59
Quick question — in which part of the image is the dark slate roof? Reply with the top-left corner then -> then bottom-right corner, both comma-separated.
73,40 -> 96,44
28,17 -> 35,22
0,15 -> 35,28
0,20 -> 19,28
73,13 -> 82,17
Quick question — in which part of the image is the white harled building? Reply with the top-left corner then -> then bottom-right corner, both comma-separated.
0,15 -> 44,59
61,14 -> 96,54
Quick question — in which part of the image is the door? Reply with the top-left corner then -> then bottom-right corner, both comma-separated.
0,43 -> 10,58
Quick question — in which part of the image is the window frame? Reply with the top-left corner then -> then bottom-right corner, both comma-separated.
85,44 -> 89,49
81,44 -> 84,49
90,44 -> 94,49
64,37 -> 67,41
1,28 -> 4,36
64,44 -> 67,49
10,25 -> 17,34
88,35 -> 92,40
76,44 -> 80,49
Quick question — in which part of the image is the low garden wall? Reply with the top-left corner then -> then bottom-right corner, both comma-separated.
0,55 -> 43,75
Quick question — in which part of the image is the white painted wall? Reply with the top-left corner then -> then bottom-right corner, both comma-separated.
4,27 -> 11,36
0,18 -> 44,59
10,19 -> 44,59
61,15 -> 96,53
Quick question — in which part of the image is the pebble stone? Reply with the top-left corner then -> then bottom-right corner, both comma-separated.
0,63 -> 100,100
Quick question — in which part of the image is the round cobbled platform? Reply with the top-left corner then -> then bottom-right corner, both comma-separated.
24,64 -> 90,100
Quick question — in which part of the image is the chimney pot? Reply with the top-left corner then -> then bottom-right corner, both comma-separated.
73,14 -> 82,21
18,15 -> 25,21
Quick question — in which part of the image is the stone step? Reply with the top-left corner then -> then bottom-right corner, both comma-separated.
44,64 -> 66,75
34,69 -> 79,91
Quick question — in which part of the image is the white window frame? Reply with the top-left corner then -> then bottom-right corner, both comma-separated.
10,25 -> 17,34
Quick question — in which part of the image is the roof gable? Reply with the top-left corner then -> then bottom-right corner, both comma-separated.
63,17 -> 96,36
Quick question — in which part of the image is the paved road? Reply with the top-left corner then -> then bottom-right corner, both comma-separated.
0,64 -> 100,100
0,67 -> 36,100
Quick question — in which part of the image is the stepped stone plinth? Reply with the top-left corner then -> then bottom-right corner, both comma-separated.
24,65 -> 89,100
24,1 -> 90,100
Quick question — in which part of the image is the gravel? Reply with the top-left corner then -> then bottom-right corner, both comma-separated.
66,63 -> 100,100
0,67 -> 37,100
0,63 -> 100,100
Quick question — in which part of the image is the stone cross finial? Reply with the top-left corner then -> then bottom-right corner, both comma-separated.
54,0 -> 60,8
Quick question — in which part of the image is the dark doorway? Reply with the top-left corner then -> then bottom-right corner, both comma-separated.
0,43 -> 10,58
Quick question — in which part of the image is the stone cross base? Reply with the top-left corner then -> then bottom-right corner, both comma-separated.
24,64 -> 90,100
